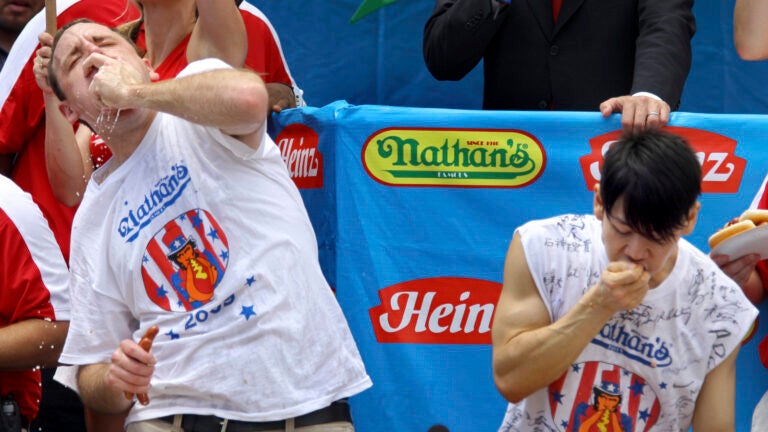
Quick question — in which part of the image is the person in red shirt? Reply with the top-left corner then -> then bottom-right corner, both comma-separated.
0,175 -> 69,429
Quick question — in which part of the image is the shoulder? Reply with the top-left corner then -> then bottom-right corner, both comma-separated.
0,176 -> 45,228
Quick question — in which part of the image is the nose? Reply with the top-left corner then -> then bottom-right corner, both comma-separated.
623,234 -> 650,263
83,40 -> 103,56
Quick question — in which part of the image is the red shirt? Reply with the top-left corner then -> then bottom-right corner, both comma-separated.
0,178 -> 69,421
89,5 -> 297,169
0,0 -> 141,262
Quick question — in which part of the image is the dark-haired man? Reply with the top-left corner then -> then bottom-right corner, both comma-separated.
491,130 -> 757,431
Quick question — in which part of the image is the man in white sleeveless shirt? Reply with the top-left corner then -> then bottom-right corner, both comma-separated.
491,130 -> 757,431
47,19 -> 371,432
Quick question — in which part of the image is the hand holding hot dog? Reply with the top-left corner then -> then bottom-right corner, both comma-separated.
591,261 -> 651,313
106,326 -> 158,405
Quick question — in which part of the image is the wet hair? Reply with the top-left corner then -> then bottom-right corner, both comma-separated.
48,18 -> 140,102
600,130 -> 701,243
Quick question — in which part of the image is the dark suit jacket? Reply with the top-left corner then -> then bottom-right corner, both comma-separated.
423,0 -> 695,111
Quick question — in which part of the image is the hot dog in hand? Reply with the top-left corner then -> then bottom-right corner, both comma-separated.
709,209 -> 768,249
124,325 -> 159,405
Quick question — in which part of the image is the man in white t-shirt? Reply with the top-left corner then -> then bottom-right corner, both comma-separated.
47,19 -> 371,432
491,130 -> 758,431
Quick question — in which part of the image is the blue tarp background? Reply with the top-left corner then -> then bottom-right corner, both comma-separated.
255,0 -> 768,114
272,103 -> 768,431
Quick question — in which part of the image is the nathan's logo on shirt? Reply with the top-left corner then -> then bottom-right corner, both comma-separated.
361,128 -> 546,187
592,322 -> 672,368
141,209 -> 229,312
369,277 -> 501,344
118,164 -> 191,242
579,127 -> 747,193
547,361 -> 660,431
275,123 -> 323,189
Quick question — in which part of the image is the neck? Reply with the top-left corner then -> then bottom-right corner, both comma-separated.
97,111 -> 156,179
141,3 -> 195,67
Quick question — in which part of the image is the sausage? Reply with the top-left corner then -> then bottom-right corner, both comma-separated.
124,325 -> 159,405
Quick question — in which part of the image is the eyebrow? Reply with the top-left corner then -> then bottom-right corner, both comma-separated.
606,213 -> 632,233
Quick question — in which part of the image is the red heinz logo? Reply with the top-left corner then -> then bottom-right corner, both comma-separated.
369,277 -> 502,344
274,123 -> 324,189
579,126 -> 747,193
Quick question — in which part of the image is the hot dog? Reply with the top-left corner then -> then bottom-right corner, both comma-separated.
124,325 -> 159,405
708,209 -> 768,249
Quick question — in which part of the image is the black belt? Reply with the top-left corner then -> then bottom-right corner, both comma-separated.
159,399 -> 352,432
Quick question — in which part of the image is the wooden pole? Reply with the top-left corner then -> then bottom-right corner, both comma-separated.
45,0 -> 57,35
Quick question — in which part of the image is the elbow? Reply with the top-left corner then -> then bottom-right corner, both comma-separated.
493,366 -> 535,404
735,43 -> 768,61
230,75 -> 268,120
734,29 -> 768,60
493,374 -> 531,404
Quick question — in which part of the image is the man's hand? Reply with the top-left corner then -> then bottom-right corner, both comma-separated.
600,95 -> 671,136
105,338 -> 157,397
593,261 -> 651,313
266,83 -> 296,113
34,32 -> 55,96
87,53 -> 153,110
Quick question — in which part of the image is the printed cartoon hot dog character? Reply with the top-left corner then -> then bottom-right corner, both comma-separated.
571,377 -> 632,432
163,225 -> 218,304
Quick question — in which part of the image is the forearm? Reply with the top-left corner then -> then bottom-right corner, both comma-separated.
734,0 -> 768,60
632,0 -> 695,107
128,68 -> 267,135
0,320 -> 68,369
44,93 -> 92,207
190,0 -> 247,67
493,292 -> 615,402
78,363 -> 133,414
423,0 -> 506,80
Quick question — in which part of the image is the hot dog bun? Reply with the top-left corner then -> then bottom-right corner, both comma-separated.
739,209 -> 768,226
708,219 -> 756,249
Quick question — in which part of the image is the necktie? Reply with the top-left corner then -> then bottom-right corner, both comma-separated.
553,0 -> 562,21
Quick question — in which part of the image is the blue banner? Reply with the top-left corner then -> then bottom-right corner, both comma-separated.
272,101 -> 768,432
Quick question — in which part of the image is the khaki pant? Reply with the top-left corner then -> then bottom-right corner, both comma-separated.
126,417 -> 354,432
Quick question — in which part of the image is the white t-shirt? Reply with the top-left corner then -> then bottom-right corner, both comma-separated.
499,214 -> 758,431
60,59 -> 371,424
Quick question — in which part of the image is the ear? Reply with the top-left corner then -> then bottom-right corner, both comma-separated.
681,201 -> 700,236
58,102 -> 80,124
593,184 -> 604,220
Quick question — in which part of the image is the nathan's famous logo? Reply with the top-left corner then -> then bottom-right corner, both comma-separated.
369,277 -> 501,344
274,123 -> 323,189
119,163 -> 191,242
362,128 -> 546,187
592,322 -> 672,368
579,127 -> 746,193
547,361 -> 660,431
141,209 -> 229,312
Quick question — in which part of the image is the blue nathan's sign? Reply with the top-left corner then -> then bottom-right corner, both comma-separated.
272,101 -> 768,432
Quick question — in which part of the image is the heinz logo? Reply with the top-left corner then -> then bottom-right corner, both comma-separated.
275,123 -> 323,189
362,128 -> 546,188
579,126 -> 747,193
369,277 -> 502,344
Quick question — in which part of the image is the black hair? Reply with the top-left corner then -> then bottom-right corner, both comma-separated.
600,129 -> 701,243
